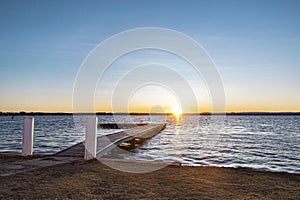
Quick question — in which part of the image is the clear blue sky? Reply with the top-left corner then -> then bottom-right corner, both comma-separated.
0,0 -> 299,112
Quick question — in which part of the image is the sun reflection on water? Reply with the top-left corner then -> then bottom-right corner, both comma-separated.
171,107 -> 182,122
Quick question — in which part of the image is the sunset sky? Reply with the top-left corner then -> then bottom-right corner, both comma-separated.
0,0 -> 299,113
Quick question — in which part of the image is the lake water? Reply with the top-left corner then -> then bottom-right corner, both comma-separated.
0,115 -> 299,174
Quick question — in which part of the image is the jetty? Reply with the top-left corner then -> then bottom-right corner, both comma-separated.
55,123 -> 166,158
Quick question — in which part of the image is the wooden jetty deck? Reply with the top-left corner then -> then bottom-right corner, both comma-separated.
55,123 -> 166,158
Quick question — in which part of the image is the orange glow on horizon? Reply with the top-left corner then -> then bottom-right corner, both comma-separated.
171,106 -> 182,119
1,103 -> 300,113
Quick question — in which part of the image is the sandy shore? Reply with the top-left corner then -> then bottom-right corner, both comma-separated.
0,154 -> 299,199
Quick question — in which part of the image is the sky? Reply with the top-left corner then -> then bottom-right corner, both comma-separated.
0,0 -> 299,113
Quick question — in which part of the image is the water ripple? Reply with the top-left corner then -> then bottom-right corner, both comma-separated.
0,115 -> 299,174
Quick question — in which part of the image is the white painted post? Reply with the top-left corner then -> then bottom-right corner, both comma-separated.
22,117 -> 34,156
85,117 -> 98,160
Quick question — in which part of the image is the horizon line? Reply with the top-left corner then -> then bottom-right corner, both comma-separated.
1,111 -> 300,116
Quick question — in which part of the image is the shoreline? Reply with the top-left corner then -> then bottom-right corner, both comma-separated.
0,154 -> 299,199
1,152 -> 299,175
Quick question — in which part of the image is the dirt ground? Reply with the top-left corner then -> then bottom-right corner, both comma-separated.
0,154 -> 299,200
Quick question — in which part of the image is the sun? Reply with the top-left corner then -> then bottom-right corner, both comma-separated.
171,107 -> 182,119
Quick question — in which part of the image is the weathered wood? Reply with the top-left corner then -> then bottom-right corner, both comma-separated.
55,123 -> 166,158
22,118 -> 34,156
85,117 -> 98,160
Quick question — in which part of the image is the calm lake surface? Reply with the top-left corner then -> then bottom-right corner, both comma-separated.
0,115 -> 299,174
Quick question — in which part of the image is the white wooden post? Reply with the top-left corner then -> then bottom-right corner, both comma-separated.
85,117 -> 98,160
22,117 -> 34,156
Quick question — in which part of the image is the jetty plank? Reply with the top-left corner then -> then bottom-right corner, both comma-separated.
55,123 -> 166,158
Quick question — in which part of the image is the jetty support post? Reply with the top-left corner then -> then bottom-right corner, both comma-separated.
22,117 -> 34,156
85,117 -> 98,160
